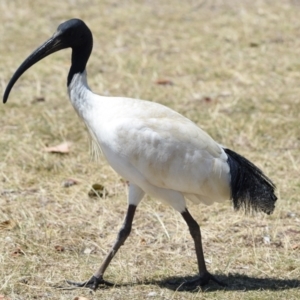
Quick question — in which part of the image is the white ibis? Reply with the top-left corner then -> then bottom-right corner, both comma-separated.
3,19 -> 277,290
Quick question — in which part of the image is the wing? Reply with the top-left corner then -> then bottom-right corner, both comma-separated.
89,96 -> 231,204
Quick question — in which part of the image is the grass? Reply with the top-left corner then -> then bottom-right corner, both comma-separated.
0,0 -> 300,299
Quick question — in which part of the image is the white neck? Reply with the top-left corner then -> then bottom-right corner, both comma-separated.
68,71 -> 92,118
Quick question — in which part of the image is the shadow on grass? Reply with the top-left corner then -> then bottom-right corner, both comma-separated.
58,273 -> 300,292
144,273 -> 300,292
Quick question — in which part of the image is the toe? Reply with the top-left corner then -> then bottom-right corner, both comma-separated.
206,273 -> 227,287
179,272 -> 226,290
66,275 -> 113,290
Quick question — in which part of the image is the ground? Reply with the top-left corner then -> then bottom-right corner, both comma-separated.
0,0 -> 300,299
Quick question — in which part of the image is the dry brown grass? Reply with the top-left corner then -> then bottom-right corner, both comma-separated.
1,0 -> 300,299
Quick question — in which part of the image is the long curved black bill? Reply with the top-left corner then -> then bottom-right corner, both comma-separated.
3,31 -> 66,103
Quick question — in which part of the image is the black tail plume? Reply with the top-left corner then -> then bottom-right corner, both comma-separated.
224,148 -> 277,215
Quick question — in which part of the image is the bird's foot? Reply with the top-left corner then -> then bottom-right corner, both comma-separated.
66,275 -> 114,290
177,272 -> 227,291
199,271 -> 226,286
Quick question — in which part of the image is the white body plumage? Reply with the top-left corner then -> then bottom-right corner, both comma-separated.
69,72 -> 231,212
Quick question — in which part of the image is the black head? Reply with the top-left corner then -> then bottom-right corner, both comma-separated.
56,19 -> 92,50
3,18 -> 93,103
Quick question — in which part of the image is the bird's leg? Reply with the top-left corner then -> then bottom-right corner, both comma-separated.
180,209 -> 226,288
67,204 -> 137,290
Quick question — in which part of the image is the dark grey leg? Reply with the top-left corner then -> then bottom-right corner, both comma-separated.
67,204 -> 137,290
181,209 -> 226,287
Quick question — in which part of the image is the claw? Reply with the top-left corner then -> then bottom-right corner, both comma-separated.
177,272 -> 227,291
208,273 -> 227,287
66,275 -> 114,290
